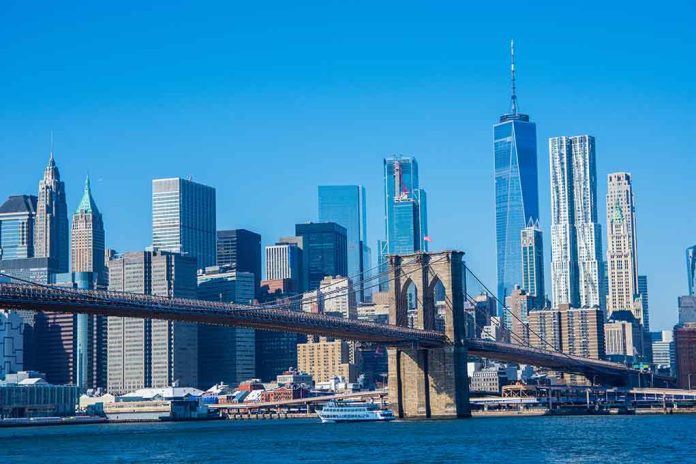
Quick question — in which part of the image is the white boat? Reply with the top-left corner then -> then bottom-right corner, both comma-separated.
317,400 -> 395,423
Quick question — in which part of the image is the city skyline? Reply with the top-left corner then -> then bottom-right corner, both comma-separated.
1,3 -> 694,331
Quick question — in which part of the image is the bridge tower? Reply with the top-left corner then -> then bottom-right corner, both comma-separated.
387,251 -> 470,418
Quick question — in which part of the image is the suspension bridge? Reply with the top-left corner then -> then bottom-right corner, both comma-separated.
0,250 -> 675,418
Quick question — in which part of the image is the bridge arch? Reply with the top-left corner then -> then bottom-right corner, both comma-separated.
387,251 -> 470,418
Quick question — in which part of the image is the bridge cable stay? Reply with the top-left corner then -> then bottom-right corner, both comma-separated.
461,264 -> 623,377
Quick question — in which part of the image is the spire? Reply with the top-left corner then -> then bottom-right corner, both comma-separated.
76,175 -> 99,215
510,39 -> 517,115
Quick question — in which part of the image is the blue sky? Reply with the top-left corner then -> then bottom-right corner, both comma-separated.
0,1 -> 694,330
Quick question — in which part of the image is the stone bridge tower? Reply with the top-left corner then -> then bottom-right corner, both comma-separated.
387,251 -> 470,418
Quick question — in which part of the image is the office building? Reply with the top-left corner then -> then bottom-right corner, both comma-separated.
107,251 -> 198,394
0,195 -> 37,260
0,311 -> 23,378
494,42 -> 540,313
604,311 -> 641,363
379,156 -> 428,290
34,153 -> 69,273
651,331 -> 675,375
549,135 -> 603,309
197,266 -> 255,389
152,178 -> 216,269
520,221 -> 545,308
678,295 -> 696,324
295,222 -> 347,291
505,286 -> 531,346
318,185 -> 370,301
606,173 -> 640,317
265,242 -> 302,293
216,229 -> 262,296
687,246 -> 696,295
674,323 -> 696,389
70,177 -> 106,285
297,337 -> 357,383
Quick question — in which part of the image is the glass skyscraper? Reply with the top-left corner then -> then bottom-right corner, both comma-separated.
379,156 -> 428,290
687,245 -> 696,295
0,195 -> 37,260
521,220 -> 544,308
152,178 -> 216,270
494,41 -> 539,316
318,185 -> 369,301
295,222 -> 347,291
216,229 -> 262,296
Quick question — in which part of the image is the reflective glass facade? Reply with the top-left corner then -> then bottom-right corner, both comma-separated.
494,115 -> 539,317
687,246 -> 696,296
0,195 -> 37,260
318,185 -> 369,300
295,222 -> 347,291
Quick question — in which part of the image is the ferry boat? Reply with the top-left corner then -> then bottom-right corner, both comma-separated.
317,400 -> 395,423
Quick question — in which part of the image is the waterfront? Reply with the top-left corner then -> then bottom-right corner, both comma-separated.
1,415 -> 693,463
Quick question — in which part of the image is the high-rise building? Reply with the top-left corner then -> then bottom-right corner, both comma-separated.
295,223 -> 347,291
651,330 -> 675,375
505,286 -> 531,345
197,266 -> 255,389
380,157 -> 428,273
216,229 -> 262,296
34,153 -> 69,272
0,310 -> 23,378
318,185 -> 370,301
527,309 -> 562,352
549,135 -> 603,309
494,41 -> 540,313
152,178 -> 216,269
107,250 -> 198,394
604,310 -> 641,363
560,305 -> 605,361
302,276 -> 357,319
674,323 -> 696,389
606,172 -> 639,317
265,242 -> 302,293
70,178 -> 105,285
687,246 -> 696,296
0,195 -> 37,260
679,295 -> 696,324
520,221 -> 545,308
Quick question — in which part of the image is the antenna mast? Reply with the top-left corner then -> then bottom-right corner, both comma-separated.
510,39 -> 518,115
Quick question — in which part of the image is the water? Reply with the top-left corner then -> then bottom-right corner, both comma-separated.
1,415 -> 694,463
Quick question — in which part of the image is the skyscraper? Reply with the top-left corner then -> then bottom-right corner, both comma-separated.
0,195 -> 37,260
295,222 -> 348,291
686,245 -> 696,295
197,267 -> 256,389
606,172 -> 639,318
70,177 -> 105,283
152,178 -> 216,269
34,153 -> 69,272
494,41 -> 539,313
216,229 -> 262,296
549,135 -> 602,308
520,220 -> 544,308
265,242 -> 302,292
107,250 -> 198,394
318,185 -> 370,301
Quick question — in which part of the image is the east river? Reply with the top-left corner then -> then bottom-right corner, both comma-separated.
1,415 -> 694,463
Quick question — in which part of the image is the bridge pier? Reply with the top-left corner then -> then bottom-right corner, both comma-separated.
387,252 -> 470,419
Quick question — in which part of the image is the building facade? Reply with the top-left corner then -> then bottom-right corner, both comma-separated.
494,42 -> 540,316
0,195 -> 37,260
216,229 -> 261,296
0,311 -> 23,379
34,154 -> 69,272
548,135 -> 602,309
520,221 -> 545,308
107,251 -> 198,394
152,178 -> 216,269
674,323 -> 696,389
265,243 -> 302,293
606,172 -> 639,317
197,267 -> 256,389
318,185 -> 370,301
295,222 -> 347,291
297,337 -> 357,383
70,178 -> 105,285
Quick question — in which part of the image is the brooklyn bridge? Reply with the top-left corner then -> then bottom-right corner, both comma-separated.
0,250 -> 674,418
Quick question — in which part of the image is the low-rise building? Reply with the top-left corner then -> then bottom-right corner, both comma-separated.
0,371 -> 79,418
469,367 -> 511,395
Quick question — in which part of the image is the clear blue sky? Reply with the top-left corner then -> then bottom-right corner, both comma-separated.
1,1 -> 694,330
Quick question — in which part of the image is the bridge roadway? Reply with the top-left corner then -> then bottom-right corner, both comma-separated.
0,283 -> 674,385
